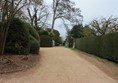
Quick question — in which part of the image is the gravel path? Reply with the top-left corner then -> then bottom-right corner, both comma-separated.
0,47 -> 117,83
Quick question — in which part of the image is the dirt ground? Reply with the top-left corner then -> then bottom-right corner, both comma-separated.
0,54 -> 40,74
73,49 -> 118,81
0,47 -> 118,83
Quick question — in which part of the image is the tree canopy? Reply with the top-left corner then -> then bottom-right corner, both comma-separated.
71,24 -> 83,38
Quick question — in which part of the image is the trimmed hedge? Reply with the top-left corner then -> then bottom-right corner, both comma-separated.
40,35 -> 52,47
5,18 -> 40,54
23,22 -> 40,54
39,30 -> 49,35
5,18 -> 30,55
30,35 -> 40,54
75,32 -> 118,63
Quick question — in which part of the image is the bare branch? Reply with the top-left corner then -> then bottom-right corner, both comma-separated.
90,16 -> 118,35
51,0 -> 82,32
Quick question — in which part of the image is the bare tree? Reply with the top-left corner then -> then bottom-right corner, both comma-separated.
27,0 -> 49,28
83,25 -> 96,37
90,16 -> 118,35
0,0 -> 31,55
51,0 -> 82,32
63,22 -> 71,37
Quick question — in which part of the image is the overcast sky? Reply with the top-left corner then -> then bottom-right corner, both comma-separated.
44,0 -> 118,39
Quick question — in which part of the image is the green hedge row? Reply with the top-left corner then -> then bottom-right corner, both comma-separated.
40,35 -> 52,47
75,32 -> 118,63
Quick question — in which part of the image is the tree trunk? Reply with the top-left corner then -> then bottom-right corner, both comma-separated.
0,22 -> 10,55
1,23 -> 10,55
51,9 -> 56,33
51,18 -> 55,33
0,32 -> 4,55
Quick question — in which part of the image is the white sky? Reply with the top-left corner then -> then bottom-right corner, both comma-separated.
44,0 -> 118,38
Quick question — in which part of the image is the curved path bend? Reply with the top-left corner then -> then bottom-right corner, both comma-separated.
0,47 -> 117,83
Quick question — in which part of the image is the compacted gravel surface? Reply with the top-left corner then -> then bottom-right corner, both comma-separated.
0,47 -> 117,83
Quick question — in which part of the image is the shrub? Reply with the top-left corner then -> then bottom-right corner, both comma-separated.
48,32 -> 55,38
75,32 -> 118,63
23,22 -> 40,54
39,30 -> 49,35
30,35 -> 40,54
23,22 -> 40,42
40,35 -> 52,47
5,18 -> 30,55
5,18 -> 40,55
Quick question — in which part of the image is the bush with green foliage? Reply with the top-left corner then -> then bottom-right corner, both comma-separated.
37,28 -> 62,47
24,22 -> 40,42
46,28 -> 62,45
75,32 -> 118,63
40,35 -> 52,47
23,22 -> 40,54
5,18 -> 40,54
30,35 -> 40,54
39,30 -> 49,35
5,18 -> 30,54
71,24 -> 84,38
48,32 -> 55,38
